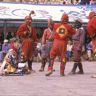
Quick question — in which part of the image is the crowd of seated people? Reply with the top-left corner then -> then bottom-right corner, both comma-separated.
1,0 -> 96,5
0,0 -> 69,4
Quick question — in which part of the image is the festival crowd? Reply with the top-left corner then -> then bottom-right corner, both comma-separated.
0,8 -> 96,77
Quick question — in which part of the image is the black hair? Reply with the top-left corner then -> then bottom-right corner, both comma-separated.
74,20 -> 82,29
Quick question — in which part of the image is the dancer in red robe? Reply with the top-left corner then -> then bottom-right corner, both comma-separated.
46,13 -> 76,76
87,11 -> 96,78
16,11 -> 37,72
87,11 -> 96,55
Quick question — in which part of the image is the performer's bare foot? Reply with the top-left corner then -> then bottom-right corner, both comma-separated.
91,74 -> 96,78
45,70 -> 53,76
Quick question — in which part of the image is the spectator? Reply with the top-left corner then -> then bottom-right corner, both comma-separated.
66,40 -> 73,61
80,0 -> 90,4
86,41 -> 93,61
36,42 -> 42,62
0,39 -> 10,62
0,32 -> 4,44
6,32 -> 14,41
90,0 -> 95,5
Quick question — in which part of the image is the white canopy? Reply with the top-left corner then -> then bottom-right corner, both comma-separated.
0,2 -> 96,23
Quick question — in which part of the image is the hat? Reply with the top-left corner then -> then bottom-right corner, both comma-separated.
4,39 -> 8,43
8,49 -> 13,52
74,18 -> 83,23
48,18 -> 54,26
88,11 -> 96,19
74,18 -> 82,28
25,16 -> 32,21
61,13 -> 69,22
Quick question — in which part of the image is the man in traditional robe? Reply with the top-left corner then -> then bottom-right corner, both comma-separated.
69,19 -> 85,74
16,11 -> 37,72
39,18 -> 54,72
87,11 -> 96,78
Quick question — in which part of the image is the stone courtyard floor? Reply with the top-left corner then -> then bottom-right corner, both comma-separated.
0,61 -> 96,96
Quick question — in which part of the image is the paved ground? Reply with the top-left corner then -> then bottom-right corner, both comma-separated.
0,61 -> 96,96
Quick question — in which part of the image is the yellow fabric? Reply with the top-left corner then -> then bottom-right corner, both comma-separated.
6,64 -> 16,73
56,25 -> 68,38
62,57 -> 66,64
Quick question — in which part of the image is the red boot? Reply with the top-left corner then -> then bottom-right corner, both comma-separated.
60,62 -> 65,76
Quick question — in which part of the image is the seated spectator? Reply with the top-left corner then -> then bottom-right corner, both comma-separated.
80,0 -> 90,5
0,39 -> 10,62
6,32 -> 13,41
0,32 -> 4,45
0,39 -> 30,76
63,1 -> 66,4
2,39 -> 10,53
0,42 -> 2,51
90,0 -> 95,5
74,0 -> 80,5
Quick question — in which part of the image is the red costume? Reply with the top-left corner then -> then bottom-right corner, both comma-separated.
16,15 -> 37,71
87,11 -> 96,54
87,11 -> 96,78
46,13 -> 76,76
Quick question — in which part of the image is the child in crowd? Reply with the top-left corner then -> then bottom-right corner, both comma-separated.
66,40 -> 73,61
86,41 -> 93,61
36,42 -> 42,62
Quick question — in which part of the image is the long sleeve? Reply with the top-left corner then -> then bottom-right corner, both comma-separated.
79,28 -> 85,46
42,29 -> 47,45
32,28 -> 38,42
16,24 -> 27,38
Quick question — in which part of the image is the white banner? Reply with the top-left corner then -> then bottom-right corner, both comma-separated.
0,2 -> 96,22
